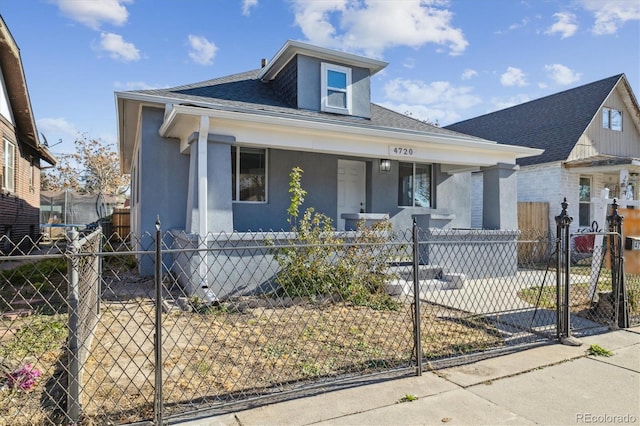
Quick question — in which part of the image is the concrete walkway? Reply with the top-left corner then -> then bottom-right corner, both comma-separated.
174,327 -> 640,426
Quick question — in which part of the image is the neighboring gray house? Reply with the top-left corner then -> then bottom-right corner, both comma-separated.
116,40 -> 541,294
446,74 -> 640,233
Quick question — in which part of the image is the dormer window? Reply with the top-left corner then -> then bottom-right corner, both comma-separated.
321,63 -> 352,115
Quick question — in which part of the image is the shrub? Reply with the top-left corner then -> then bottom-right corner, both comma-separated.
273,167 -> 398,310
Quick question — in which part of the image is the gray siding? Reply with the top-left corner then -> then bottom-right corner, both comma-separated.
232,152 -> 471,232
296,55 -> 371,119
271,58 -> 297,107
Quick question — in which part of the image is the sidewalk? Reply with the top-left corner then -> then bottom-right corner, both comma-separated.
175,327 -> 640,425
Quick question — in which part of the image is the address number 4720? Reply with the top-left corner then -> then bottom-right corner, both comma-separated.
391,146 -> 414,156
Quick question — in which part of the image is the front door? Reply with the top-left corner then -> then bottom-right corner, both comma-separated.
337,159 -> 366,230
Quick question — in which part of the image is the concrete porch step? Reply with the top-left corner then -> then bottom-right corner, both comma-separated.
386,263 -> 466,296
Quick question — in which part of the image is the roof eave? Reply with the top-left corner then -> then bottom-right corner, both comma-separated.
258,40 -> 388,81
160,103 -> 544,161
0,16 -> 57,164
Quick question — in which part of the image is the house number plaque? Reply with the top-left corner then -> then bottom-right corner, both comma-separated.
389,145 -> 415,157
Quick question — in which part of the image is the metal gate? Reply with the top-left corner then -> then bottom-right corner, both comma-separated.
556,198 -> 631,342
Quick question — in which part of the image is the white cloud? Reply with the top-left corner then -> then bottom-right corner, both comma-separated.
577,0 -> 640,35
98,32 -> 141,62
55,0 -> 132,30
500,67 -> 527,87
290,0 -> 468,57
461,69 -> 478,80
38,117 -> 79,140
378,102 -> 455,125
403,57 -> 416,69
188,35 -> 218,65
490,94 -> 531,112
382,78 -> 481,124
508,18 -> 530,32
544,64 -> 582,85
242,0 -> 258,16
37,117 -> 81,153
545,12 -> 578,38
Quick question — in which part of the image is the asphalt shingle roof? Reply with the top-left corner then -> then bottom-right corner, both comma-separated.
131,69 -> 470,138
444,74 -> 624,166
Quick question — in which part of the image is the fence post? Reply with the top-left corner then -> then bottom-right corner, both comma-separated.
555,199 -> 581,345
412,219 -> 422,376
607,200 -> 629,329
97,225 -> 103,316
66,229 -> 82,423
154,217 -> 164,425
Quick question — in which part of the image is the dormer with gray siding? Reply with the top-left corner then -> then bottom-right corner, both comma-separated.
260,40 -> 387,120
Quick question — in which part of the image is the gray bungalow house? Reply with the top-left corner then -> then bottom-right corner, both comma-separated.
116,40 -> 541,297
446,74 -> 640,233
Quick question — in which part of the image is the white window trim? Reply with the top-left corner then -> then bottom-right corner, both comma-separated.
232,146 -> 268,203
3,139 -> 15,192
321,62 -> 352,115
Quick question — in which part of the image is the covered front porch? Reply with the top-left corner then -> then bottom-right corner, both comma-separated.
160,107 -> 542,237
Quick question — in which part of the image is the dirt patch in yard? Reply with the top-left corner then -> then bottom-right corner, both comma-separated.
77,284 -> 503,424
0,272 -> 503,425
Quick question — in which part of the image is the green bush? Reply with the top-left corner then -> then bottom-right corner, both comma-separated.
273,167 -> 398,310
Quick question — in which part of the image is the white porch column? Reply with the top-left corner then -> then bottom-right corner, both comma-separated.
197,116 -> 209,240
620,169 -> 631,206
589,188 -> 610,299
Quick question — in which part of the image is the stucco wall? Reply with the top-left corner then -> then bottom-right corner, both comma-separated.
233,149 -> 338,231
137,107 -> 190,274
233,153 -> 472,232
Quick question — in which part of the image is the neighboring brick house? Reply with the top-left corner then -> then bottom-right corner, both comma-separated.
0,15 -> 56,252
446,74 -> 640,234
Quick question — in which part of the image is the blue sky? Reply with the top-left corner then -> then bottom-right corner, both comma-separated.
1,0 -> 639,157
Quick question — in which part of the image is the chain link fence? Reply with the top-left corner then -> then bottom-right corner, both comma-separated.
0,218 -> 638,425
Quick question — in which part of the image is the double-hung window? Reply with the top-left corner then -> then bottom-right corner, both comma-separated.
398,162 -> 433,207
2,139 -> 15,192
578,176 -> 591,227
231,146 -> 266,202
321,63 -> 352,115
602,107 -> 622,131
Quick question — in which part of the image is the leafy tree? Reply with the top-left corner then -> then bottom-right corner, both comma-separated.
41,135 -> 129,195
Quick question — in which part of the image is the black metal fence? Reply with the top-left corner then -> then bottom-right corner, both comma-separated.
0,205 -> 638,425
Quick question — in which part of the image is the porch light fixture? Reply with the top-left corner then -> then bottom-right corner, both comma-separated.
379,159 -> 391,172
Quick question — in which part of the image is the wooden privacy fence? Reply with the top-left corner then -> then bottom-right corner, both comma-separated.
517,201 -> 550,263
111,208 -> 130,239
